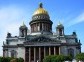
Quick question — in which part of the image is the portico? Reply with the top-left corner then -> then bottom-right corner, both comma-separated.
25,46 -> 60,62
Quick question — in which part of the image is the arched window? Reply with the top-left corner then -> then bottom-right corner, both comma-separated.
68,48 -> 74,58
11,50 -> 17,58
21,30 -> 24,37
59,29 -> 62,36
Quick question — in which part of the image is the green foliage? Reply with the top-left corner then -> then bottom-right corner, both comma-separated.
0,57 -> 3,62
43,55 -> 65,62
56,55 -> 65,61
43,55 -> 73,62
43,55 -> 51,62
17,58 -> 24,62
0,57 -> 24,62
10,59 -> 17,62
0,57 -> 13,62
76,53 -> 84,61
64,55 -> 72,61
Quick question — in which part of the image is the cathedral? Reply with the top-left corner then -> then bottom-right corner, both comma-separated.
3,3 -> 81,62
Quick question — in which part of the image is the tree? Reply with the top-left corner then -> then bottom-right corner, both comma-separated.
10,59 -> 16,62
64,55 -> 72,61
43,55 -> 66,62
17,58 -> 24,62
76,53 -> 84,61
0,57 -> 24,62
10,58 -> 24,62
0,57 -> 3,62
43,55 -> 52,62
43,55 -> 73,62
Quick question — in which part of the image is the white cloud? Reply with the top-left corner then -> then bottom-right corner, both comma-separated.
65,12 -> 84,27
0,5 -> 26,56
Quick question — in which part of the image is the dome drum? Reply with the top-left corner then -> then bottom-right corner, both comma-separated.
29,19 -> 53,25
29,20 -> 53,33
32,14 -> 50,20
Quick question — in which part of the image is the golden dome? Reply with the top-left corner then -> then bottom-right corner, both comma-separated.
33,3 -> 49,15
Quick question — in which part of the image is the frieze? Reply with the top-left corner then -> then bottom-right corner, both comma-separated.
24,42 -> 61,46
26,36 -> 60,42
24,36 -> 61,46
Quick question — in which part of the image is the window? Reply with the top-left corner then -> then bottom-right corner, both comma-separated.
59,29 -> 62,36
68,48 -> 74,58
11,50 -> 17,58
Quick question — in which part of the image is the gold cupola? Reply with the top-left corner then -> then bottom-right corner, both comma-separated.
33,3 -> 49,16
32,3 -> 50,20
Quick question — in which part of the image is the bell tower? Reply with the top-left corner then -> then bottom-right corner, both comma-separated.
56,22 -> 64,36
19,22 -> 28,37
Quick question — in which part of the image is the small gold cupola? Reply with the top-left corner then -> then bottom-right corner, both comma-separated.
57,21 -> 63,26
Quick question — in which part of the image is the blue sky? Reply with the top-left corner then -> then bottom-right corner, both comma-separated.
0,0 -> 84,56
